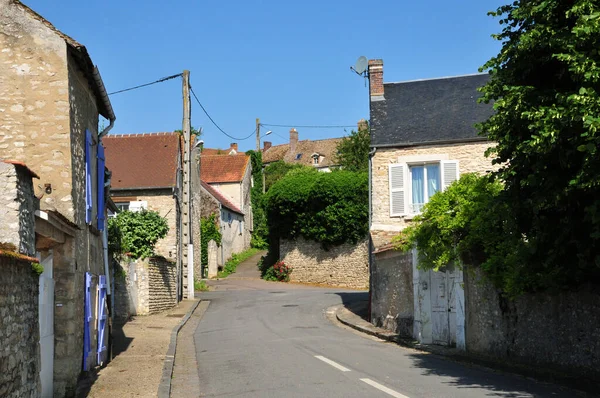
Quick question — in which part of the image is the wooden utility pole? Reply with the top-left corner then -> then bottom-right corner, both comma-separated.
181,70 -> 193,300
256,118 -> 260,152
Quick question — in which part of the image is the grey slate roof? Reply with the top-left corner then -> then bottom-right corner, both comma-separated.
370,74 -> 493,146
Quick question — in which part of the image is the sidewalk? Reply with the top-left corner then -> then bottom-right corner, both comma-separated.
77,299 -> 198,397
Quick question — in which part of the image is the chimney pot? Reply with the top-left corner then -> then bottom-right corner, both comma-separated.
290,128 -> 298,154
357,119 -> 368,131
368,59 -> 384,99
263,141 -> 272,151
231,143 -> 238,151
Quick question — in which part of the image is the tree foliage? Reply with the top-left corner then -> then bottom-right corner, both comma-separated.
264,169 -> 368,248
477,0 -> 600,289
263,161 -> 307,192
201,214 -> 222,266
107,210 -> 169,260
335,124 -> 370,172
246,150 -> 269,248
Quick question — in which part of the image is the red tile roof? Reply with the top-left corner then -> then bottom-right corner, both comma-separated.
103,133 -> 180,189
200,154 -> 249,183
1,159 -> 40,178
201,146 -> 239,156
201,181 -> 243,214
262,137 -> 343,168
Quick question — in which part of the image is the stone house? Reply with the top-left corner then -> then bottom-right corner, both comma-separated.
200,153 -> 252,253
103,132 -> 182,261
262,128 -> 343,172
0,1 -> 116,394
200,180 -> 245,269
367,59 -> 494,347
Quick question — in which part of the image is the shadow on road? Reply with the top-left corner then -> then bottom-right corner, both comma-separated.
329,291 -> 369,320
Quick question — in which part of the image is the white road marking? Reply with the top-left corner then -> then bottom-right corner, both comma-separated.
314,355 -> 351,372
360,378 -> 410,398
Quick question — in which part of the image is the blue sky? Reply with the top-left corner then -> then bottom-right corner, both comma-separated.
26,0 -> 504,151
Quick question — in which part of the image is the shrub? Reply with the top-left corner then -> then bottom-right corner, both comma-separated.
264,169 -> 368,249
201,214 -> 222,266
264,261 -> 292,282
107,210 -> 169,260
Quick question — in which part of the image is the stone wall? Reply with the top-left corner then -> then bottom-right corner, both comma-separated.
148,257 -> 177,314
0,254 -> 40,397
280,237 -> 369,289
0,162 -> 37,256
0,1 -> 74,220
370,142 -> 493,247
113,256 -> 177,321
370,250 -> 413,337
464,268 -> 600,381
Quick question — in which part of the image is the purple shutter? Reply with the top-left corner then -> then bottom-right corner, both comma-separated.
85,130 -> 93,224
83,272 -> 92,370
97,144 -> 105,230
97,275 -> 108,365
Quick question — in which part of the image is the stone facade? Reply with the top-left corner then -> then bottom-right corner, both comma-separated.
370,250 -> 413,337
464,268 -> 600,381
0,162 -> 37,256
113,256 -> 177,320
219,208 -> 245,266
279,237 -> 369,289
0,255 -> 41,398
1,3 -> 111,395
370,142 -> 493,246
111,190 -> 179,261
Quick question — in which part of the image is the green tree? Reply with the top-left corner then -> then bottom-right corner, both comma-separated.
335,124 -> 370,172
263,161 -> 307,192
245,150 -> 269,248
174,126 -> 202,136
478,1 -> 600,289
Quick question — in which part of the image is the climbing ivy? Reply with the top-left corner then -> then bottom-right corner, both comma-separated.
200,214 -> 222,266
107,210 -> 169,260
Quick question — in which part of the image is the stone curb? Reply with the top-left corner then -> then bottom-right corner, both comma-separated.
158,299 -> 201,398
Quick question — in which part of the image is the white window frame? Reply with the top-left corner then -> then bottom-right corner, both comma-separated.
389,158 -> 459,217
407,162 -> 441,214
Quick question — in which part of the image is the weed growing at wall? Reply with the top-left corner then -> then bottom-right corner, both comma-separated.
217,247 -> 261,278
201,214 -> 222,266
264,169 -> 368,249
108,210 -> 168,260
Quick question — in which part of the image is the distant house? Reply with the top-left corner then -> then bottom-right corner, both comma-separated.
200,153 -> 252,255
262,128 -> 343,172
0,0 -> 116,395
200,181 -> 246,266
103,133 -> 182,261
367,59 -> 494,348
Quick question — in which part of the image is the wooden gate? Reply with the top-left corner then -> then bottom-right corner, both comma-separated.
97,275 -> 109,365
38,252 -> 54,397
430,267 -> 458,346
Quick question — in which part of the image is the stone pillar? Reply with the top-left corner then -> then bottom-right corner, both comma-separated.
207,240 -> 218,278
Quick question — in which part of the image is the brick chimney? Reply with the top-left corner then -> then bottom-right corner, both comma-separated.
368,59 -> 384,99
230,143 -> 238,151
290,128 -> 298,154
263,141 -> 272,152
357,119 -> 368,131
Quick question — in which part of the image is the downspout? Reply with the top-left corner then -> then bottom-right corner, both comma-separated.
368,146 -> 377,323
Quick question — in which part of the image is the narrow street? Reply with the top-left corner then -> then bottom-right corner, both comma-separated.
181,258 -> 575,398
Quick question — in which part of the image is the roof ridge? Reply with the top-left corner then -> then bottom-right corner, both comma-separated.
384,72 -> 488,86
105,132 -> 178,138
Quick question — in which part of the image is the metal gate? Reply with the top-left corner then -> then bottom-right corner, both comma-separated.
38,253 -> 54,397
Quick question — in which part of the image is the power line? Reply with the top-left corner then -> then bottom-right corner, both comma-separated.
260,123 -> 355,129
108,73 -> 183,95
189,86 -> 256,141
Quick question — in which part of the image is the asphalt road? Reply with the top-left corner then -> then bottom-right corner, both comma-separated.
193,277 -> 578,398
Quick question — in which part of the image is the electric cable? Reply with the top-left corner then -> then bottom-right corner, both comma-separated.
108,73 -> 182,95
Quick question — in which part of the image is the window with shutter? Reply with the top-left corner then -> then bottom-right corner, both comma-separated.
97,144 -> 105,230
441,160 -> 459,190
389,163 -> 407,216
85,130 -> 93,224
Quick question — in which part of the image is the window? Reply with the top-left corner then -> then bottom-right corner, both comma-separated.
295,153 -> 302,160
115,202 -> 130,212
389,160 -> 458,217
313,156 -> 319,165
409,164 -> 440,213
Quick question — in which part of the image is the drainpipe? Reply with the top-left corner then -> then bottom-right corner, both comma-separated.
368,146 -> 377,322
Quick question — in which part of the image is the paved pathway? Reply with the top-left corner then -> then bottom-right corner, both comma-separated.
188,271 -> 577,397
225,250 -> 266,280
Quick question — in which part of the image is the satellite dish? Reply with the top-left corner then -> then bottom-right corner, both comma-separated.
354,56 -> 368,74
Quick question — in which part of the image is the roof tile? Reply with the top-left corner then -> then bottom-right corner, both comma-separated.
200,154 -> 249,183
201,181 -> 243,214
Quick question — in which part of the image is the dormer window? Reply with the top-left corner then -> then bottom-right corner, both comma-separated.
295,153 -> 302,160
311,153 -> 320,165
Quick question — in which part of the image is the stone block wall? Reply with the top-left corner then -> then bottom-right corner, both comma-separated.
0,254 -> 40,398
370,250 -> 414,337
464,268 -> 600,381
0,162 -> 36,256
279,237 -> 369,289
148,257 -> 177,314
